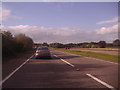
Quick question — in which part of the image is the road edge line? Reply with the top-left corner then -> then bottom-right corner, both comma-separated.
0,54 -> 34,86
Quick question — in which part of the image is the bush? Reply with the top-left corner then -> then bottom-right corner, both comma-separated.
113,39 -> 120,47
2,31 -> 34,60
98,41 -> 106,48
14,34 -> 33,51
2,31 -> 16,57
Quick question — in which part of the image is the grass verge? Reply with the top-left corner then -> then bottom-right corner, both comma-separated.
54,48 -> 119,63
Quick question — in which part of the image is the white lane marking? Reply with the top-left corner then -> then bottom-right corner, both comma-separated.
53,55 -> 58,57
60,58 -> 75,67
54,54 -> 75,67
0,54 -> 34,86
86,74 -> 117,90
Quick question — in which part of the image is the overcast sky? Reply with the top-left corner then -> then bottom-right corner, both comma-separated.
1,2 -> 118,43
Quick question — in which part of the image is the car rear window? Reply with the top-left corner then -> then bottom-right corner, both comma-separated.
37,47 -> 49,50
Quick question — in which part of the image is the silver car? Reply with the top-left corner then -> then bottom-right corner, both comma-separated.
35,46 -> 51,59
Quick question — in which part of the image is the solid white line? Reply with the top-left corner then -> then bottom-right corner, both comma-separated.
60,58 -> 75,67
0,54 -> 34,86
86,74 -> 117,90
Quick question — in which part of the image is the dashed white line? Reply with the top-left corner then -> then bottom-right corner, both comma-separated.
54,54 -> 117,89
86,74 -> 117,90
60,58 -> 75,67
53,55 -> 58,57
0,54 -> 34,86
54,55 -> 75,67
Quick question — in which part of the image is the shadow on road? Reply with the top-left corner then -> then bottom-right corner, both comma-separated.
32,55 -> 80,60
58,55 -> 80,59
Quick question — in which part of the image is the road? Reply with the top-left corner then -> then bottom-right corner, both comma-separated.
2,49 -> 118,89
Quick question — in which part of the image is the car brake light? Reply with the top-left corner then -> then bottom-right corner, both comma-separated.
36,50 -> 40,53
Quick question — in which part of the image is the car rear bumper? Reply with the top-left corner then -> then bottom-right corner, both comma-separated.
35,52 -> 51,58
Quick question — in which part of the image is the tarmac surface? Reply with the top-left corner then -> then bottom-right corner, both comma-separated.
2,49 -> 118,89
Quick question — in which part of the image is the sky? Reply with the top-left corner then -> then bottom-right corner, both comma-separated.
1,2 -> 119,43
2,0 -> 120,2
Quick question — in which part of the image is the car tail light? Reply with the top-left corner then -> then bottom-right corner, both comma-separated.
36,50 -> 40,53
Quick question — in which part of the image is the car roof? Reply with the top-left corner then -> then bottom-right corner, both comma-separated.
37,46 -> 48,49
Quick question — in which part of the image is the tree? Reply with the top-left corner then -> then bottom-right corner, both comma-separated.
82,42 -> 89,48
14,34 -> 33,51
2,31 -> 16,57
2,31 -> 34,61
98,41 -> 106,48
113,39 -> 120,47
49,43 -> 64,48
2,31 -> 13,39
89,42 -> 98,48
42,42 -> 49,47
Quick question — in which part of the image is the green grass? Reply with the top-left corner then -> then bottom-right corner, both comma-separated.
54,48 -> 119,63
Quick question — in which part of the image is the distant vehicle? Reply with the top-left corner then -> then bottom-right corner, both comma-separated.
35,46 -> 51,59
65,47 -> 70,49
33,45 -> 38,49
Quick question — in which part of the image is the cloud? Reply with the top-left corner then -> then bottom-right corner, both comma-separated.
0,7 -> 11,21
2,24 -> 118,43
96,24 -> 118,35
96,17 -> 118,25
10,15 -> 23,20
3,25 -> 79,36
0,7 -> 22,22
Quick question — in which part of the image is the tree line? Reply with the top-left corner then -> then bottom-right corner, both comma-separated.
2,31 -> 33,60
34,39 -> 120,49
2,30 -> 119,60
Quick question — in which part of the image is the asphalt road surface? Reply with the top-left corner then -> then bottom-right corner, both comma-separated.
1,49 -> 118,89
